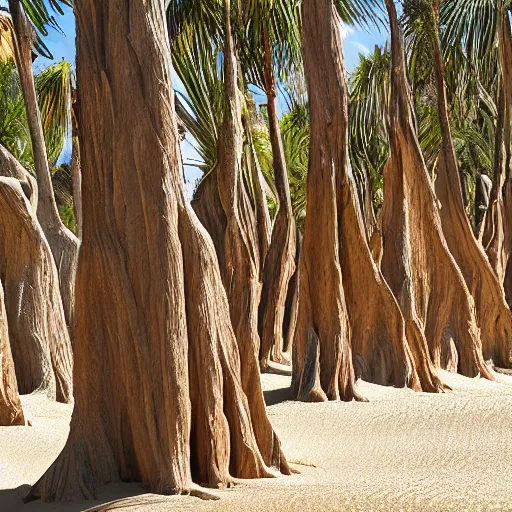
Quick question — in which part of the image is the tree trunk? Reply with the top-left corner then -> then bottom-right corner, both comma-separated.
71,138 -> 82,238
8,0 -> 79,328
27,0 -> 288,502
292,0 -> 420,402
0,279 -> 25,426
481,12 -> 512,306
381,0 -> 491,385
242,117 -> 272,268
282,226 -> 301,356
0,143 -> 37,208
258,29 -> 296,368
0,176 -> 73,402
431,2 -> 512,369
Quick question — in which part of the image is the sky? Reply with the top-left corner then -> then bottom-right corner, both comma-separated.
1,2 -> 386,194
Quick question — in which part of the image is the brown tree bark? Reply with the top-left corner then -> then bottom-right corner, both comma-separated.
282,226 -> 302,356
430,1 -> 512,369
381,0 -> 491,384
0,176 -> 73,402
481,12 -> 512,306
258,29 -> 297,368
292,0 -> 420,402
243,119 -> 272,268
27,0 -> 288,502
0,279 -> 25,426
8,0 -> 79,328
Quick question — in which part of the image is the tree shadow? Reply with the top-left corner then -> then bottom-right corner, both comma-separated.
263,386 -> 293,406
0,482 -> 197,512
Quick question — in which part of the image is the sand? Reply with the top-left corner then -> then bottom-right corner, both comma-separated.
1,370 -> 512,512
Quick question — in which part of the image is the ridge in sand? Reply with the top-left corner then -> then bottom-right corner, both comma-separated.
1,371 -> 512,511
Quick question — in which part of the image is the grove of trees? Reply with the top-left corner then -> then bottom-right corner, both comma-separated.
0,0 -> 511,504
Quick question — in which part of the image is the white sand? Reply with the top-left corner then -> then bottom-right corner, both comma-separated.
2,370 -> 512,511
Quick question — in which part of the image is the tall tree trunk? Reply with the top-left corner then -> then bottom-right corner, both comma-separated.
71,89 -> 83,239
0,176 -> 73,402
8,0 -> 79,328
431,1 -> 512,369
282,226 -> 302,356
292,0 -> 420,402
481,11 -> 512,306
382,0 -> 491,384
243,116 -> 272,266
258,29 -> 297,368
27,0 -> 288,502
0,279 -> 25,426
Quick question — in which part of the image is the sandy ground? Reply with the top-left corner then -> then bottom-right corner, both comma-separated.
1,370 -> 512,511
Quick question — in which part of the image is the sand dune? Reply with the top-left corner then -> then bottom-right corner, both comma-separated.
1,370 -> 512,511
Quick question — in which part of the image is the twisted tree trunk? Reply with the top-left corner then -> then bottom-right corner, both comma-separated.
382,0 -> 491,385
0,279 -> 25,426
27,0 -> 288,502
0,176 -> 73,402
258,29 -> 296,368
292,0 -> 419,402
431,1 -> 512,369
8,0 -> 79,328
481,12 -> 512,306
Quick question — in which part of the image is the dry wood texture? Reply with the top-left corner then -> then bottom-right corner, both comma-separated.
292,0 -> 418,402
26,0 -> 288,502
0,176 -> 73,402
0,279 -> 24,426
382,0 -> 491,388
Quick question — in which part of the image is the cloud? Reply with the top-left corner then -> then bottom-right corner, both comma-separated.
340,24 -> 356,41
351,41 -> 371,55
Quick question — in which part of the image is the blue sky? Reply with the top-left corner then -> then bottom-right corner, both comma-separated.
1,2 -> 385,194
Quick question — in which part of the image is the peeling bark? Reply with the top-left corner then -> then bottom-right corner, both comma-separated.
431,2 -> 512,369
0,177 -> 73,402
8,0 -> 79,328
26,0 -> 288,502
0,279 -> 25,426
258,29 -> 296,368
382,0 -> 491,386
292,0 -> 418,402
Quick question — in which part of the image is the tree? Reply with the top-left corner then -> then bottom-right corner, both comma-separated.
0,146 -> 73,403
7,1 -> 79,327
381,0 -> 492,384
291,0 -> 421,402
27,0 -> 288,501
410,0 -> 512,369
0,278 -> 25,426
241,0 -> 299,368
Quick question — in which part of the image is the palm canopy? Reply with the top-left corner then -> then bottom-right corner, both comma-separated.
0,58 -> 71,168
9,0 -> 72,59
0,10 -> 15,61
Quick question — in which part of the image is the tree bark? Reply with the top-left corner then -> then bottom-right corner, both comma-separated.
292,0 -> 420,402
27,0 -> 288,502
0,176 -> 73,402
71,89 -> 83,239
282,226 -> 301,356
431,2 -> 512,369
258,29 -> 296,368
481,12 -> 512,306
8,0 -> 79,328
381,0 -> 491,385
241,112 -> 273,268
0,279 -> 25,426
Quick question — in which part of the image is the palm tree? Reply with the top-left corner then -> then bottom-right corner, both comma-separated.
6,0 -> 78,327
28,0 -> 290,501
241,0 -> 300,368
401,0 -> 512,369
292,0 -> 424,402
